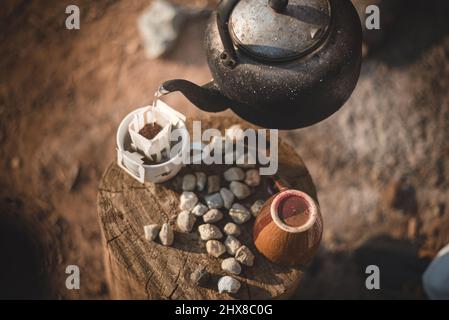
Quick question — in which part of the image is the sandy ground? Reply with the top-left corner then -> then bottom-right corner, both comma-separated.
0,0 -> 448,299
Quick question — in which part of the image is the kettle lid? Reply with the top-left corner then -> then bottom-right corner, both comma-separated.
229,0 -> 332,61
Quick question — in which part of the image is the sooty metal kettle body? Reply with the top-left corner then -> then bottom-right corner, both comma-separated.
161,0 -> 362,129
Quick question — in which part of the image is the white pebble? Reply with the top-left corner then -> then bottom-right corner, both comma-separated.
203,209 -> 224,223
198,224 -> 223,241
206,240 -> 226,258
179,191 -> 198,211
224,235 -> 242,256
207,175 -> 221,194
176,211 -> 196,233
223,223 -> 241,237
220,187 -> 235,209
221,258 -> 242,275
245,169 -> 261,187
235,245 -> 255,266
159,223 -> 174,246
205,192 -> 224,209
144,224 -> 160,241
218,276 -> 241,294
229,181 -> 251,200
250,200 -> 265,217
229,203 -> 251,224
182,174 -> 196,191
195,172 -> 207,192
224,167 -> 245,182
191,203 -> 208,217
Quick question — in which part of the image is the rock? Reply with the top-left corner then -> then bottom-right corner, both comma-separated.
207,175 -> 221,194
205,192 -> 224,209
229,203 -> 251,224
245,169 -> 261,187
190,266 -> 210,287
137,0 -> 202,59
235,245 -> 255,266
224,235 -> 242,256
198,224 -> 223,241
224,167 -> 245,182
221,258 -> 242,275
206,240 -> 226,258
179,191 -> 198,211
223,223 -> 241,237
159,223 -> 174,246
229,181 -> 251,200
218,276 -> 241,294
203,209 -> 224,223
220,188 -> 235,209
191,203 -> 208,217
195,172 -> 207,192
177,211 -> 196,233
144,224 -> 160,241
182,174 -> 196,191
250,200 -> 265,217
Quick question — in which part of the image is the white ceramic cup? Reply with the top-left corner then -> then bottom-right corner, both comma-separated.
116,104 -> 188,184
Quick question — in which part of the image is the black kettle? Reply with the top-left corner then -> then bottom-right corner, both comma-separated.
161,0 -> 362,129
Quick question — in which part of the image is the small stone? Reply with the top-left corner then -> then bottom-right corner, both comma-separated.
229,203 -> 251,224
245,169 -> 261,187
195,172 -> 207,192
177,211 -> 196,233
223,223 -> 241,237
179,191 -> 198,211
235,245 -> 255,266
207,175 -> 221,194
229,181 -> 251,200
218,276 -> 241,294
191,203 -> 208,217
137,0 -> 193,59
198,224 -> 223,241
205,192 -> 224,209
224,167 -> 245,182
203,209 -> 224,223
221,258 -> 242,275
220,188 -> 235,209
144,224 -> 160,241
250,200 -> 265,217
190,266 -> 210,286
224,235 -> 242,256
206,240 -> 226,258
159,223 -> 174,246
182,174 -> 196,191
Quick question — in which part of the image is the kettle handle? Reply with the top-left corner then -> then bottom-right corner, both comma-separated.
216,0 -> 240,69
217,0 -> 290,69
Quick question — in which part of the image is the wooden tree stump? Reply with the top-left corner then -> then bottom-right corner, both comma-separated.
98,117 -> 318,300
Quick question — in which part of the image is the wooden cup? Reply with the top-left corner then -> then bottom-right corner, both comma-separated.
253,178 -> 323,266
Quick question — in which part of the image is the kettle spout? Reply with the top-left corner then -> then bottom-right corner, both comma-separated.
160,79 -> 231,113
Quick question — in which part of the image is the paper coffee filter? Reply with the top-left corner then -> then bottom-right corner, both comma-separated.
128,100 -> 183,162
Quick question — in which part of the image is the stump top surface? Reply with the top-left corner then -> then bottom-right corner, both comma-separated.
98,117 -> 317,300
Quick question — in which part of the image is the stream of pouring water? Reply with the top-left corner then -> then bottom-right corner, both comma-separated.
151,89 -> 165,125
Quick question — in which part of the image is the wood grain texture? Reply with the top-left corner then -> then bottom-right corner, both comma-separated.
97,117 -> 318,300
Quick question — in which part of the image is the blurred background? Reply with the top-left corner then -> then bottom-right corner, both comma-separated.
1,0 -> 449,299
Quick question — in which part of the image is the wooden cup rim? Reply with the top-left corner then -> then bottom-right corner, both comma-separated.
270,189 -> 318,233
